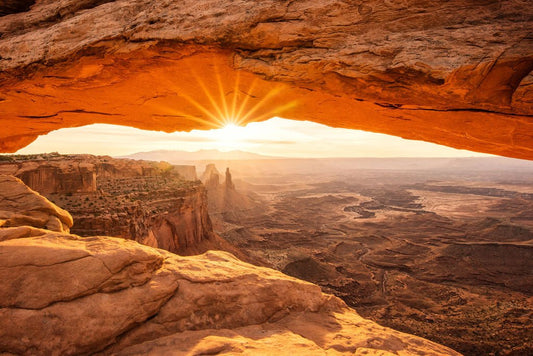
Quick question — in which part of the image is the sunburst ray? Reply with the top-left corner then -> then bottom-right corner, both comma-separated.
151,54 -> 298,131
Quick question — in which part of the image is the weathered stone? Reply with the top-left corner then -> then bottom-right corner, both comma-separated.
0,0 -> 531,158
0,231 -> 460,355
0,175 -> 73,232
0,155 -> 242,257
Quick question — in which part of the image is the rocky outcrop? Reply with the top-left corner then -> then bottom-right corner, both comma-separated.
71,182 -> 222,254
0,153 -> 179,194
0,155 -> 240,257
225,167 -> 235,190
7,162 -> 96,194
0,1 -> 531,158
0,175 -> 72,233
201,164 -> 263,223
201,163 -> 221,190
0,228 -> 460,355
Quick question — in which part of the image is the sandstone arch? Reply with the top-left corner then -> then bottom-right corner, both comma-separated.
0,0 -> 531,158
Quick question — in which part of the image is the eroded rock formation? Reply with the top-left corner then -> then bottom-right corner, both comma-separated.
225,167 -> 235,190
0,174 -> 72,233
0,228 -> 460,355
0,0 -> 531,158
0,154 -> 242,256
201,164 -> 263,224
201,163 -> 221,191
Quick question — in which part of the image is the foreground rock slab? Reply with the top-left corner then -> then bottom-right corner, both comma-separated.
0,230 -> 460,355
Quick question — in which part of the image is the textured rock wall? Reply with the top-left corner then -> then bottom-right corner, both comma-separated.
17,164 -> 96,194
72,184 -> 221,256
0,0 -> 531,158
0,155 -> 165,194
149,186 -> 215,253
0,155 -> 224,256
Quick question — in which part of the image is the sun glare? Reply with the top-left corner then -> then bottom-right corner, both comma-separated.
150,56 -> 298,133
209,122 -> 246,150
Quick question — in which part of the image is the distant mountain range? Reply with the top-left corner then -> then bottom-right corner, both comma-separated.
120,149 -> 280,163
119,149 -> 533,174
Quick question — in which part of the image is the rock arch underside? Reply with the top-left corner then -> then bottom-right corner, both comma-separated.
1,2 -> 533,355
0,0 -> 532,158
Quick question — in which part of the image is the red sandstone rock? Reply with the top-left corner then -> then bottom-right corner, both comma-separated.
0,1 -> 531,158
0,230 -> 460,355
0,175 -> 72,232
0,155 -> 250,259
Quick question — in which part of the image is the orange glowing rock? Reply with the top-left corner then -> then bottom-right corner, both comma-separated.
0,1 -> 531,158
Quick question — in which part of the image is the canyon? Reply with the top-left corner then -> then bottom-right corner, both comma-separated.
196,157 -> 533,355
1,1 -> 533,355
5,152 -> 530,354
0,153 -> 241,257
0,172 -> 460,355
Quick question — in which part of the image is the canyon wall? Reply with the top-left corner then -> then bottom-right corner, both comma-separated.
0,155 -> 231,256
0,0 -> 531,158
0,176 -> 460,355
14,163 -> 95,195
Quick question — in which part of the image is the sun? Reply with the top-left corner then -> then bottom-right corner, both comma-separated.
218,123 -> 241,138
210,122 -> 247,151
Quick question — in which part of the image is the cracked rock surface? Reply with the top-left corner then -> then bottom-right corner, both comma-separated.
0,0 -> 531,158
0,231 -> 460,355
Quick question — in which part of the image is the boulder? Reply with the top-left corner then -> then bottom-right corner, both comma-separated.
0,231 -> 460,355
0,175 -> 73,232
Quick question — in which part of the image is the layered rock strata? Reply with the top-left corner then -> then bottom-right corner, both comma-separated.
0,1 -> 531,158
0,154 -> 235,256
0,230 -> 460,356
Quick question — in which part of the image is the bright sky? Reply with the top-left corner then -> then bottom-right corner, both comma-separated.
16,117 -> 491,158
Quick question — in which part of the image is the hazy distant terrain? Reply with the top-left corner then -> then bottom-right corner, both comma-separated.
121,149 -> 533,175
121,149 -> 277,162
123,150 -> 533,355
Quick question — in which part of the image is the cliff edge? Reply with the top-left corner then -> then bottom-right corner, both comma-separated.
0,170 -> 460,355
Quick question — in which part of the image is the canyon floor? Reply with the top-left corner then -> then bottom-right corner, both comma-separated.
207,159 -> 533,356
